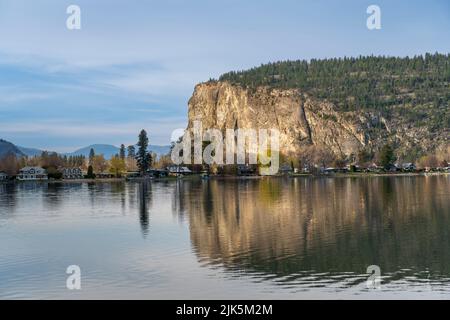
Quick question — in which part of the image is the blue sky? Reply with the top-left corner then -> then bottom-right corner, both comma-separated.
0,0 -> 449,152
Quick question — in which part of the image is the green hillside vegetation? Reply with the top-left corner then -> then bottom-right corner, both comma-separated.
218,53 -> 450,130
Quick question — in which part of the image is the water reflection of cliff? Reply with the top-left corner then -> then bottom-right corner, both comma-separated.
180,176 -> 450,276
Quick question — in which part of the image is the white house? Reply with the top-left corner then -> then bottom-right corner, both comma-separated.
17,167 -> 48,181
401,163 -> 416,171
167,166 -> 192,175
0,171 -> 8,181
61,167 -> 83,179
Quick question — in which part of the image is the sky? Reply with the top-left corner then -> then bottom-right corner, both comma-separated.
0,0 -> 449,152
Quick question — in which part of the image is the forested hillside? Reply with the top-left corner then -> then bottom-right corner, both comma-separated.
219,53 -> 450,130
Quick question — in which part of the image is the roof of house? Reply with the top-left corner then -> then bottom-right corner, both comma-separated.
19,166 -> 46,171
402,163 -> 415,167
167,166 -> 192,173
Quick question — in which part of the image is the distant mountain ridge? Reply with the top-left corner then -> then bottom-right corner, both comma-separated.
17,146 -> 49,157
0,140 -> 171,159
66,144 -> 120,159
67,144 -> 171,159
0,139 -> 25,158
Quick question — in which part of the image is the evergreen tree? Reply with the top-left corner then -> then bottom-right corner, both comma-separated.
119,144 -> 126,160
379,144 -> 396,168
89,148 -> 95,166
127,145 -> 136,159
86,165 -> 95,179
136,130 -> 151,175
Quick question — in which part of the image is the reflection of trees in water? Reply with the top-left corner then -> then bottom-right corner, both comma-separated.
139,182 -> 152,237
170,180 -> 192,221
202,180 -> 215,223
85,181 -> 150,235
87,182 -> 125,208
42,183 -> 63,209
87,182 -> 97,207
177,176 -> 450,277
1,182 -> 85,216
110,182 -> 126,213
0,183 -> 17,215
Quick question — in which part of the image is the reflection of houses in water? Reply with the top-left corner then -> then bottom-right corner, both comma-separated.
175,177 -> 450,277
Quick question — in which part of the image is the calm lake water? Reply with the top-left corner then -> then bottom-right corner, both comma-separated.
0,175 -> 449,299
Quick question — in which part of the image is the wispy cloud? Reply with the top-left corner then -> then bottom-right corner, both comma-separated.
0,87 -> 52,103
0,0 -> 448,150
0,118 -> 185,135
99,68 -> 200,96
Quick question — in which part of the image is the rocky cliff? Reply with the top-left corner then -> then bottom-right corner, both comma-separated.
187,81 -> 448,161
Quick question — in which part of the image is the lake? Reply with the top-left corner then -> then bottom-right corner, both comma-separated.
0,175 -> 449,299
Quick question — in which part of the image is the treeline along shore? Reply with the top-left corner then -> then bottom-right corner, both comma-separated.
0,129 -> 449,183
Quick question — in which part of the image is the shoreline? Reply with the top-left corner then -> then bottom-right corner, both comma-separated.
208,172 -> 449,180
1,172 -> 448,184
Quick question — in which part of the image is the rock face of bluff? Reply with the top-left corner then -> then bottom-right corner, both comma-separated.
187,81 -> 448,160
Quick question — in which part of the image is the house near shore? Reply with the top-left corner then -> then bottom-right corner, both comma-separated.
401,163 -> 416,172
237,164 -> 257,176
149,169 -> 169,178
346,164 -> 362,172
125,171 -> 141,178
167,166 -> 192,176
444,163 -> 450,172
96,172 -> 115,179
324,167 -> 350,174
279,163 -> 293,175
368,163 -> 383,172
386,163 -> 400,172
0,171 -> 8,181
60,167 -> 83,179
16,167 -> 48,181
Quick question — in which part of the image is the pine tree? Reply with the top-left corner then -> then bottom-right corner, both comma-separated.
119,144 -> 126,160
379,144 -> 396,169
87,165 -> 95,179
127,145 -> 136,158
89,148 -> 95,166
136,130 -> 151,175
